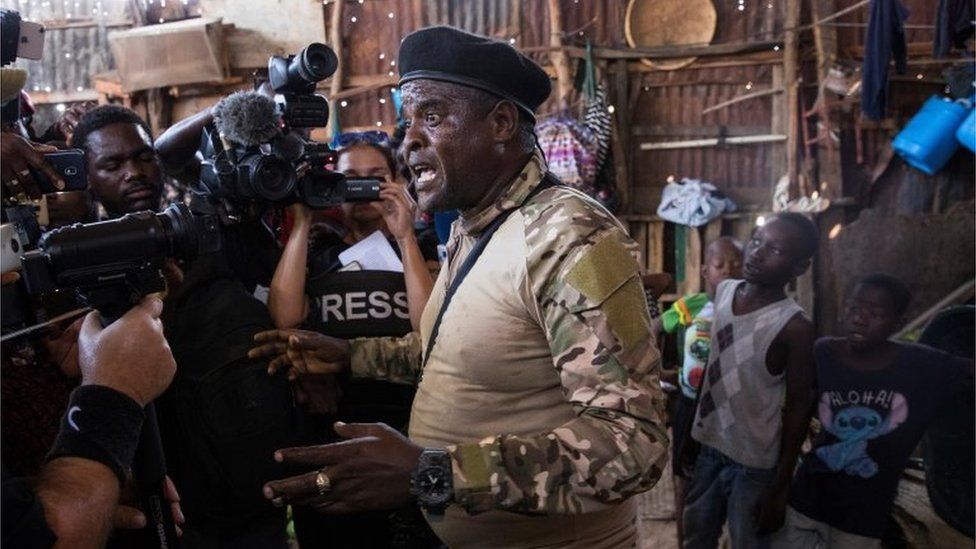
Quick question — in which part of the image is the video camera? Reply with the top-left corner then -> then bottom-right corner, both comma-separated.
10,203 -> 219,325
196,43 -> 381,216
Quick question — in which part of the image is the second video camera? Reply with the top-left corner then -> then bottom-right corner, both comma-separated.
197,43 -> 381,213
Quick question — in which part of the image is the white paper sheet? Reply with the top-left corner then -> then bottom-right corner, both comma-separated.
337,230 -> 403,272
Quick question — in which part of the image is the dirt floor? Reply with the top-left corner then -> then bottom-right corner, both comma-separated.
636,454 -> 679,549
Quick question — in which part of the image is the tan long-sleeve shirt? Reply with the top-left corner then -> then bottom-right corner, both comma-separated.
350,153 -> 668,547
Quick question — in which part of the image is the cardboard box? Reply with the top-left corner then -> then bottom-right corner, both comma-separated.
108,18 -> 228,92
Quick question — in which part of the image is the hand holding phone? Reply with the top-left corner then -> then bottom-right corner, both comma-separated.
29,149 -> 87,194
0,133 -> 63,200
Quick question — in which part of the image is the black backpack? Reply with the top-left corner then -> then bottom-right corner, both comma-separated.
158,259 -> 306,536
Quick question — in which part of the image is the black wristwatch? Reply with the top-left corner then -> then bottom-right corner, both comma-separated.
410,448 -> 454,517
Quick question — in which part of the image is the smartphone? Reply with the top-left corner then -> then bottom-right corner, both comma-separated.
30,149 -> 87,194
16,20 -> 45,60
0,223 -> 25,274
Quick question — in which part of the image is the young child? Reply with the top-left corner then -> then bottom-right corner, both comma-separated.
655,236 -> 743,546
683,213 -> 818,549
776,274 -> 974,548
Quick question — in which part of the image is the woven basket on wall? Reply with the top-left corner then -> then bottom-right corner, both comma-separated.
624,0 -> 717,71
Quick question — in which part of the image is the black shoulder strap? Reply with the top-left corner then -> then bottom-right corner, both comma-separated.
422,173 -> 560,368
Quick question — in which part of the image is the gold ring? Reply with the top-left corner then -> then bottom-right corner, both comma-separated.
314,469 -> 331,495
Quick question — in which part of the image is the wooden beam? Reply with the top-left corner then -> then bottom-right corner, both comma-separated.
633,125 -> 770,137
770,65 -> 786,195
37,18 -> 132,30
614,60 -> 632,213
811,0 -> 843,202
684,227 -> 702,295
640,134 -> 787,151
783,0 -> 801,196
613,51 -> 783,73
28,90 -> 100,105
327,0 -> 346,135
521,40 -> 783,61
547,0 -> 573,108
702,87 -> 783,115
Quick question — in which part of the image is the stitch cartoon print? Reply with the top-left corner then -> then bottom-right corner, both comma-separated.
816,391 -> 909,478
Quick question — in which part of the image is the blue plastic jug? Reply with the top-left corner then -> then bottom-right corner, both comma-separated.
892,96 -> 968,175
957,108 -> 976,153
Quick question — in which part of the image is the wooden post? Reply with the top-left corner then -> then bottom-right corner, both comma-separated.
810,0 -> 842,200
783,0 -> 801,198
145,88 -> 172,137
631,220 -> 650,272
411,0 -> 424,28
547,0 -> 573,109
649,221 -> 665,274
326,0 -> 345,137
614,60 -> 632,212
328,0 -> 345,102
685,226 -> 702,295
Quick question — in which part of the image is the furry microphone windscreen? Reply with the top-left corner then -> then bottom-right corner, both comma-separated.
211,91 -> 280,147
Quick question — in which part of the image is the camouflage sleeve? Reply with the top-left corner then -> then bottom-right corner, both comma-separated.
446,198 -> 669,515
348,331 -> 423,386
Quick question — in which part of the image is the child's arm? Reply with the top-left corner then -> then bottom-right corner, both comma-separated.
380,183 -> 434,331
268,204 -> 312,329
756,314 -> 816,535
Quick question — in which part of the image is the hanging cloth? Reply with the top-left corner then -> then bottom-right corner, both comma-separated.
861,0 -> 910,120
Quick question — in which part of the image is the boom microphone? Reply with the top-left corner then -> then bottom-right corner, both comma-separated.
211,91 -> 280,147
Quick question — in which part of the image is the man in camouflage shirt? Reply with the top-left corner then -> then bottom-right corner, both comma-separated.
251,26 -> 668,548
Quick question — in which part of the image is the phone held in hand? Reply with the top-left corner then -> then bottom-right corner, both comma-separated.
30,149 -> 87,193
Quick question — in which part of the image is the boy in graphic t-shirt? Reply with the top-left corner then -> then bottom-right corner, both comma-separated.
654,236 -> 742,546
776,274 -> 974,548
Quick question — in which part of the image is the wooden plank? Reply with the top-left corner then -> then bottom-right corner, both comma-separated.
522,40 -> 783,60
614,59 -> 632,213
328,0 -> 345,105
632,125 -> 769,137
810,0 -> 843,201
784,0 -> 801,197
685,227 -> 702,295
547,0 -> 573,108
649,221 -> 665,274
770,65 -> 787,186
28,90 -> 100,105
630,221 -> 650,273
639,134 -> 786,150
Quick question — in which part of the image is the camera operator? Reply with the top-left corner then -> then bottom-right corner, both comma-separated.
265,131 -> 438,548
2,295 -> 182,549
148,87 -> 305,548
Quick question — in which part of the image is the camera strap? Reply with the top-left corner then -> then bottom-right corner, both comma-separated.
422,172 -> 559,370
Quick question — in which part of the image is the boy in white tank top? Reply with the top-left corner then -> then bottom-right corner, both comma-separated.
682,213 -> 818,549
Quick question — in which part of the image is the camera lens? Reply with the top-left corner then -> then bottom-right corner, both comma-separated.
295,43 -> 337,84
244,154 -> 296,202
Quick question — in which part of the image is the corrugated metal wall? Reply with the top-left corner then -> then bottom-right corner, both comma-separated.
2,0 -> 127,97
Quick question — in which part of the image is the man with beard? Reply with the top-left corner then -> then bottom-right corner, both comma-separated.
253,26 -> 669,548
70,105 -> 163,217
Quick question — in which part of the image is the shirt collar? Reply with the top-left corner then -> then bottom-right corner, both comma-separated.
456,151 -> 548,236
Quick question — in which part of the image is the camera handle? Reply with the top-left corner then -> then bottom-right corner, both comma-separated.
96,282 -> 180,549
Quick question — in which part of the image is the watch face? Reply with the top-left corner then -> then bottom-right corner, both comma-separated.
417,466 -> 452,505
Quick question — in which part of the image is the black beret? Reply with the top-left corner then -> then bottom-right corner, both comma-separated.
398,26 -> 551,120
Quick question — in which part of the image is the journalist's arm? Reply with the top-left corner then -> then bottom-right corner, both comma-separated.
4,297 -> 176,549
